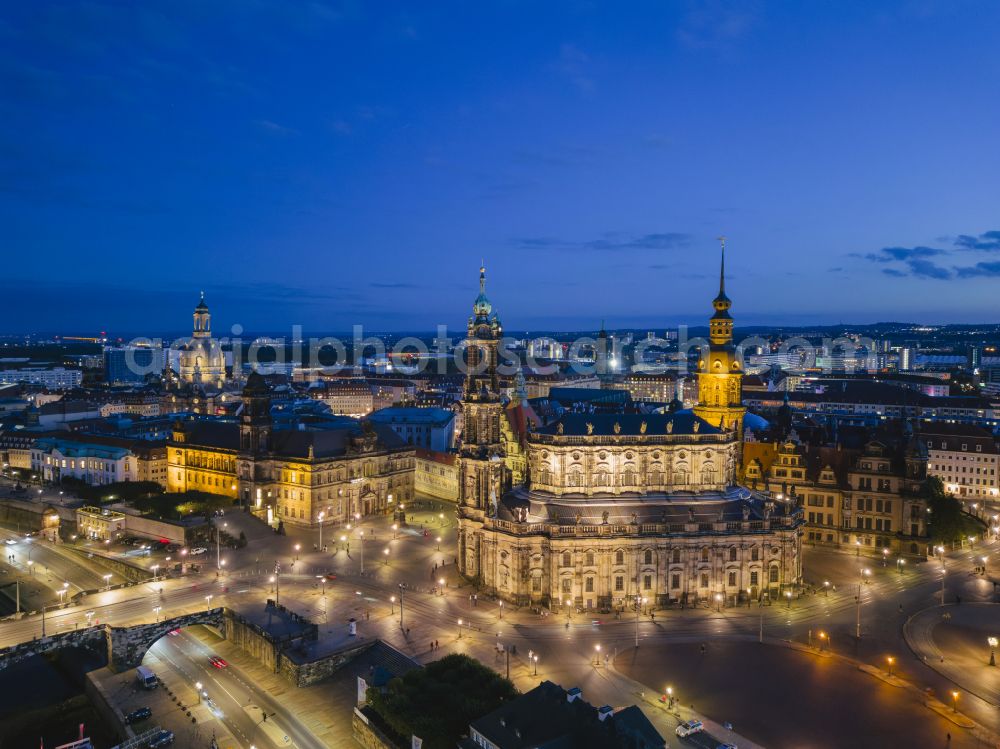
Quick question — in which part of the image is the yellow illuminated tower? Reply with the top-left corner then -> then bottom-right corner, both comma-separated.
694,238 -> 745,435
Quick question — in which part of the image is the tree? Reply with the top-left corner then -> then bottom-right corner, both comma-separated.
367,654 -> 517,749
923,476 -> 966,542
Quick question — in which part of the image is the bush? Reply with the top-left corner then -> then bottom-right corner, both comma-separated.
367,654 -> 517,749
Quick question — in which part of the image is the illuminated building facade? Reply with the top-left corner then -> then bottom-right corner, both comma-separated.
457,256 -> 803,609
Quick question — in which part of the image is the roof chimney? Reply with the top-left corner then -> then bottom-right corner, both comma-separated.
598,705 -> 614,722
567,687 -> 582,703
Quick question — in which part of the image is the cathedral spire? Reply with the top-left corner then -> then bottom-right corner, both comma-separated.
715,236 -> 729,305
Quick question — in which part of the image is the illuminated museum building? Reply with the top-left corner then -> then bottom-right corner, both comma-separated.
457,257 -> 804,609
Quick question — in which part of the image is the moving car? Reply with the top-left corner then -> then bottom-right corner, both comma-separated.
124,706 -> 152,724
675,720 -> 704,737
148,730 -> 174,747
208,655 -> 228,668
189,547 -> 208,555
166,629 -> 180,637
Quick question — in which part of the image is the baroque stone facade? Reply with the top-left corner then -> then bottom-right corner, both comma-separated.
457,253 -> 804,609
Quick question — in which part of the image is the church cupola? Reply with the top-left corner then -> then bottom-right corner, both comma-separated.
193,291 -> 211,338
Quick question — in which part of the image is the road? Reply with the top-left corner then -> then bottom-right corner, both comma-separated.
1,491 -> 999,748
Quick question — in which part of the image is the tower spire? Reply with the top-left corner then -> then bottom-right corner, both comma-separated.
480,262 -> 486,294
717,236 -> 726,298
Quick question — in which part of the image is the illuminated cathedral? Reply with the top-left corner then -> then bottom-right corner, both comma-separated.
456,251 -> 803,610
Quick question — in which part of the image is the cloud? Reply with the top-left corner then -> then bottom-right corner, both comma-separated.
550,43 -> 594,92
881,268 -> 907,277
955,261 -> 1000,278
255,119 -> 299,136
513,232 -> 692,252
953,230 -> 1000,252
677,0 -> 758,50
864,246 -> 945,263
370,282 -> 418,289
906,259 -> 951,279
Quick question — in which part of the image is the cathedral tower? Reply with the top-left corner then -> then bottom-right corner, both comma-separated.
457,265 -> 509,580
694,239 -> 745,436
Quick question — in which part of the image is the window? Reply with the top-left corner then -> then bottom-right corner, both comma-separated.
562,552 -> 571,567
700,547 -> 709,562
728,571 -> 737,587
615,550 -> 624,565
585,552 -> 595,567
728,547 -> 737,562
615,576 -> 624,592
751,547 -> 759,561
750,571 -> 759,586
769,566 -> 779,583
699,573 -> 709,588
585,577 -> 594,592
671,574 -> 680,589
643,575 -> 652,590
643,550 -> 653,565
671,549 -> 681,564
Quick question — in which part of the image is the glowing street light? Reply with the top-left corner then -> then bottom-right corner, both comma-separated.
951,690 -> 960,712
103,573 -> 112,590
383,547 -> 390,565
988,636 -> 998,667
153,605 -> 162,622
457,618 -> 463,639
593,643 -> 602,666
886,655 -> 895,677
532,654 -> 538,675
205,594 -> 213,610
818,631 -> 828,652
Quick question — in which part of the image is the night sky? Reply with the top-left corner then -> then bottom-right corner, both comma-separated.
2,1 -> 999,335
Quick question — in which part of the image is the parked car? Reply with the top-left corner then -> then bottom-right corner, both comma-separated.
189,547 -> 208,555
148,730 -> 174,747
675,720 -> 704,737
124,706 -> 152,724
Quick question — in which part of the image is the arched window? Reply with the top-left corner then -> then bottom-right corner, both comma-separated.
568,470 -> 583,487
596,470 -> 610,487
729,547 -> 737,562
622,465 -> 637,486
671,549 -> 681,564
643,549 -> 653,565
701,465 -> 715,485
769,565 -> 780,584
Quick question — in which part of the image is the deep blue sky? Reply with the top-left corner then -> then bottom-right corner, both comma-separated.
2,1 -> 999,335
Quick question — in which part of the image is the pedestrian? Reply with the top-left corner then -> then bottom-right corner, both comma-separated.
435,639 -> 439,649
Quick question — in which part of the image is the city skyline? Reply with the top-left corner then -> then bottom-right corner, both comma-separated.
3,2 -> 1000,331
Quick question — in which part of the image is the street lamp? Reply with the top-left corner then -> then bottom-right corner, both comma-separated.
390,595 -> 396,614
498,600 -> 503,619
823,580 -> 830,596
817,631 -> 828,652
532,654 -> 538,675
457,618 -> 463,639
318,511 -> 325,550
294,543 -> 301,561
896,558 -> 905,575
855,539 -> 861,557
196,681 -> 203,704
594,643 -> 602,666
103,573 -> 112,590
151,564 -> 159,580
714,592 -> 723,612
951,690 -> 959,712
153,605 -> 162,622
856,569 -> 870,639
392,523 -> 398,539
785,591 -> 792,609
988,636 -> 997,667
886,655 -> 895,677
438,577 -> 446,595
383,547 -> 389,565
436,536 -> 442,551
665,686 -> 674,710
205,594 -> 213,610
882,548 -> 889,566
